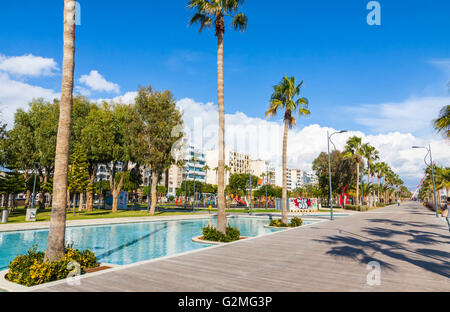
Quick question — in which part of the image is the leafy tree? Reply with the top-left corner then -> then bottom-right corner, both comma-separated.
0,170 -> 25,208
228,173 -> 258,196
188,0 -> 248,234
266,76 -> 309,224
135,86 -> 183,215
312,150 -> 357,205
68,145 -> 90,212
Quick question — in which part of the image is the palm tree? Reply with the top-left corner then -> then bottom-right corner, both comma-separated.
188,0 -> 248,234
433,105 -> 450,139
343,136 -> 363,205
266,76 -> 309,224
44,0 -> 76,262
361,143 -> 379,207
202,164 -> 210,182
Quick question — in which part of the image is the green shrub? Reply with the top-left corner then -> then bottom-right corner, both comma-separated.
5,245 -> 99,287
269,219 -> 288,227
289,217 -> 303,227
202,225 -> 241,242
269,218 -> 303,227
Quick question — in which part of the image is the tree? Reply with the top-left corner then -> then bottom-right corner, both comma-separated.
188,0 -> 248,234
312,150 -> 357,205
45,0 -> 76,262
361,143 -> 379,207
107,103 -> 146,212
343,136 -> 364,205
433,105 -> 449,139
0,170 -> 25,209
135,86 -> 183,215
228,173 -> 258,196
266,76 -> 309,224
68,144 -> 90,214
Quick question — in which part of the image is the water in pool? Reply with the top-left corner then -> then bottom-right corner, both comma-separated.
0,217 -> 315,270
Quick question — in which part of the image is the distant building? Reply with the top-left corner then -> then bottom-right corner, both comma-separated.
205,150 -> 251,186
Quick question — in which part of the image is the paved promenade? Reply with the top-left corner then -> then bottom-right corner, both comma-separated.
34,201 -> 449,292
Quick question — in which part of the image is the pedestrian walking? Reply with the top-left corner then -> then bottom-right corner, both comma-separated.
397,199 -> 401,206
442,202 -> 449,233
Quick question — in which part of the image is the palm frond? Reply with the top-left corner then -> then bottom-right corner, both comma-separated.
232,12 -> 248,32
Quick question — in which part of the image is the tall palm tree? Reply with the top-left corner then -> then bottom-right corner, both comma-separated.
266,76 -> 309,224
433,105 -> 450,139
45,0 -> 76,262
361,143 -> 379,207
343,136 -> 363,205
188,0 -> 248,234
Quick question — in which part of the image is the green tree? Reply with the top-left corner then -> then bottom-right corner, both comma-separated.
135,86 -> 183,215
188,0 -> 248,234
312,150 -> 357,206
228,173 -> 258,196
68,145 -> 90,213
266,76 -> 309,224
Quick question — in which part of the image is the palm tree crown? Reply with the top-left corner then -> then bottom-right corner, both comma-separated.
433,105 -> 449,139
188,0 -> 248,35
266,76 -> 310,125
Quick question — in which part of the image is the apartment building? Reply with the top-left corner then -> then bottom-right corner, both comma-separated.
205,150 -> 251,186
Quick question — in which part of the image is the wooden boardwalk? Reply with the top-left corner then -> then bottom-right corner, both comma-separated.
34,201 -> 450,292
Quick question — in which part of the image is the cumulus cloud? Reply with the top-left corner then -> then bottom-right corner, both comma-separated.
95,91 -> 138,104
344,96 -> 449,135
176,98 -> 450,189
78,70 -> 120,94
0,73 -> 59,127
0,54 -> 58,77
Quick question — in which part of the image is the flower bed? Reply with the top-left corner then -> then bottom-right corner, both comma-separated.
5,245 -> 99,287
269,217 -> 303,228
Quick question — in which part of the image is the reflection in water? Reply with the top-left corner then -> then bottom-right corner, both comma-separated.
0,217 -> 313,269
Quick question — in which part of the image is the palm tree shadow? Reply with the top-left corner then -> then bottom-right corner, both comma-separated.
96,224 -> 168,260
315,226 -> 450,279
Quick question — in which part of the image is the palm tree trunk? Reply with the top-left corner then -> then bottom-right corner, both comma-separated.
150,170 -> 158,215
216,28 -> 226,234
281,119 -> 289,225
45,0 -> 75,262
356,162 -> 360,205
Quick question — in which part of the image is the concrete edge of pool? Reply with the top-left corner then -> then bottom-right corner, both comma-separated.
0,211 -> 354,233
0,216 -> 331,292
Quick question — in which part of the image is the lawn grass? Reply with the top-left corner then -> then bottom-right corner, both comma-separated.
3,206 -> 199,224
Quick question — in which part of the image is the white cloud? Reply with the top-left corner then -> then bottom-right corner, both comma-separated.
78,70 -> 120,94
95,91 -> 138,104
0,73 -> 59,127
0,54 -> 58,77
177,98 -> 450,189
344,96 -> 449,134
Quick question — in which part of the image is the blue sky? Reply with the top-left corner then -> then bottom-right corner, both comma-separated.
0,0 -> 449,188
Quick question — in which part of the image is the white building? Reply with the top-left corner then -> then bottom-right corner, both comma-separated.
274,167 -> 311,191
205,150 -> 251,186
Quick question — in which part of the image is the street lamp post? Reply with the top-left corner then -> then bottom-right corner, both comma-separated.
412,145 -> 438,217
265,163 -> 269,210
327,130 -> 347,221
249,171 -> 253,216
